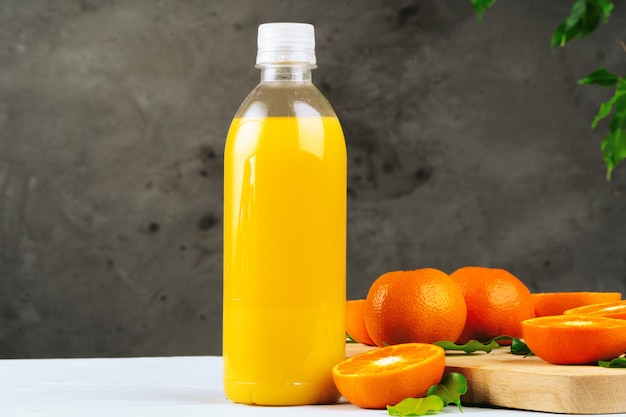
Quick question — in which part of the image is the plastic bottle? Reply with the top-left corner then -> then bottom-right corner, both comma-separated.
222,22 -> 347,405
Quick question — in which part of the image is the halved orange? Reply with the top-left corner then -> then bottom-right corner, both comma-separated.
564,300 -> 626,320
522,315 -> 626,365
332,343 -> 445,409
532,292 -> 621,317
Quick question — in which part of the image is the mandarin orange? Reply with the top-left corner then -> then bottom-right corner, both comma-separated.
332,343 -> 445,409
450,266 -> 534,343
564,300 -> 626,320
522,315 -> 626,364
532,292 -> 621,317
346,300 -> 375,345
364,268 -> 466,347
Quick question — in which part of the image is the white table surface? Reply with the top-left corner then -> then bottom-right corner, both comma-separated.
0,356 -> 623,417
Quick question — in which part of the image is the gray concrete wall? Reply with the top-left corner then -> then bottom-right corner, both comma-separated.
1,0 -> 625,358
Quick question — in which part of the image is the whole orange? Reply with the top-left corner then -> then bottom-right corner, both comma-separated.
450,266 -> 534,343
364,268 -> 467,347
346,300 -> 375,345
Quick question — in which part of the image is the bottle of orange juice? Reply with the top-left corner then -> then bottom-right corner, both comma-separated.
222,22 -> 347,405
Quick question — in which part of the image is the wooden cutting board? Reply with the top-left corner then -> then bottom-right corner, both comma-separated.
346,343 -> 626,414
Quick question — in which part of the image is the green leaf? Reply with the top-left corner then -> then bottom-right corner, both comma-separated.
589,80 -> 626,129
601,128 -> 626,180
470,0 -> 496,22
599,357 -> 626,368
597,0 -> 614,21
551,0 -> 592,48
426,372 -> 468,412
608,89 -> 626,130
510,337 -> 534,356
603,83 -> 626,179
387,395 -> 444,416
434,335 -> 511,353
591,96 -> 621,129
551,0 -> 610,48
578,68 -> 620,88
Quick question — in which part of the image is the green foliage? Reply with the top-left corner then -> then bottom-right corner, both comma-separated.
579,69 -> 626,179
434,335 -> 511,353
551,0 -> 613,48
470,0 -> 624,178
471,0 -> 496,22
510,337 -> 534,356
436,336 -> 535,356
387,372 -> 468,416
387,396 -> 444,417
579,67 -> 621,88
426,372 -> 468,412
554,1 -> 623,178
598,357 -> 626,368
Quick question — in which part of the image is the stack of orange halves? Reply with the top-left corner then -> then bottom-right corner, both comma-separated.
336,266 -> 626,409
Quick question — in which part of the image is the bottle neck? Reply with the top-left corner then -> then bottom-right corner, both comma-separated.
258,64 -> 315,83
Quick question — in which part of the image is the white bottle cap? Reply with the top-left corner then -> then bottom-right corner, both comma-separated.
256,22 -> 316,66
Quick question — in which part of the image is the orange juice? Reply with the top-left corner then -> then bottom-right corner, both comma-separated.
223,115 -> 347,405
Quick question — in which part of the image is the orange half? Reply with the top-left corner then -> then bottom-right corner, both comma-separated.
332,343 -> 445,409
531,292 -> 621,317
522,315 -> 626,365
564,300 -> 626,320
